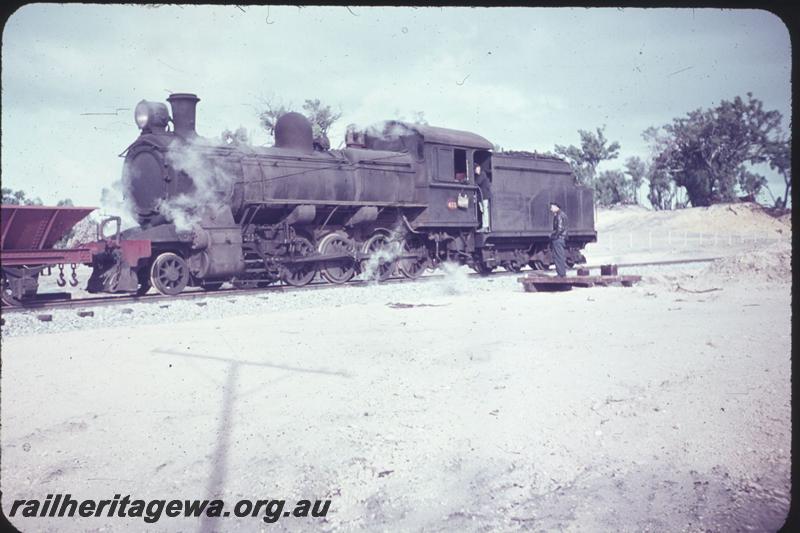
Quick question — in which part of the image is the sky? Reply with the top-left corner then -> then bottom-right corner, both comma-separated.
1,5 -> 792,209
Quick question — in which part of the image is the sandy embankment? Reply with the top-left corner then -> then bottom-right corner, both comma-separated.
584,202 -> 791,265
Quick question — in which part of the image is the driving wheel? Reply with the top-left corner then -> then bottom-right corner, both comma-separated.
397,237 -> 429,280
282,236 -> 317,287
318,233 -> 356,284
361,233 -> 399,282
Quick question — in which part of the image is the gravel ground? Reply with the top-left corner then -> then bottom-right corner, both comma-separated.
0,263 -> 705,338
0,259 -> 791,532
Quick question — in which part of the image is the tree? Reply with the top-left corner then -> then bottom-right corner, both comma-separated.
2,188 -> 43,205
646,93 -> 787,206
594,170 -> 632,207
646,163 -> 674,211
221,127 -> 250,146
766,137 -> 791,208
301,99 -> 343,138
736,167 -> 767,202
410,111 -> 429,125
258,98 -> 342,148
624,156 -> 647,205
554,126 -> 621,185
258,101 -> 291,138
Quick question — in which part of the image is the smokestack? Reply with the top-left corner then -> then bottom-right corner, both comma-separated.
167,93 -> 200,138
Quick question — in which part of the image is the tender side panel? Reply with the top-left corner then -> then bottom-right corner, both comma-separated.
490,154 -> 594,237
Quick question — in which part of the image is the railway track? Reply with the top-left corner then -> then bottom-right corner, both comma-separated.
0,256 -> 722,315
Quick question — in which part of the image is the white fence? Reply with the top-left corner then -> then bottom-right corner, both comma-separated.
591,231 -> 786,252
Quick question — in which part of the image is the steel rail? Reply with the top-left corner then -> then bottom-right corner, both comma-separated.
0,255 -> 722,315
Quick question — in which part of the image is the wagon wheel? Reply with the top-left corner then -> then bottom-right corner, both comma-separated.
1,272 -> 21,307
361,233 -> 399,282
397,237 -> 429,280
318,232 -> 356,284
149,252 -> 190,296
282,236 -> 317,287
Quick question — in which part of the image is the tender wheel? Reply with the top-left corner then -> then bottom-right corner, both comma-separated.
318,232 -> 356,284
528,260 -> 547,271
471,262 -> 495,276
502,261 -> 523,273
150,252 -> 190,296
361,233 -> 399,282
397,237 -> 429,280
282,236 -> 317,287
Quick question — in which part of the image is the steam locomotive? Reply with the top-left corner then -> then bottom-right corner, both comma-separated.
87,93 -> 596,295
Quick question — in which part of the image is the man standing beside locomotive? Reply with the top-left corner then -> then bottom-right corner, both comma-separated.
475,163 -> 492,232
550,202 -> 568,277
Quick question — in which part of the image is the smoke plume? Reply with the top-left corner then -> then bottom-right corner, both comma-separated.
158,138 -> 236,232
438,261 -> 470,295
360,236 -> 403,283
100,179 -> 139,230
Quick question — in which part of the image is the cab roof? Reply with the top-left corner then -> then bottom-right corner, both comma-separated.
386,121 -> 494,150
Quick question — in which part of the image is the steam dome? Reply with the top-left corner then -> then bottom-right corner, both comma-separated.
274,112 -> 313,152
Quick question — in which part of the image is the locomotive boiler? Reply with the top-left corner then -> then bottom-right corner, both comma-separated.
88,92 -> 596,295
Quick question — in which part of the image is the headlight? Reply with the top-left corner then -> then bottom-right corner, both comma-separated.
134,100 -> 170,131
135,101 -> 150,129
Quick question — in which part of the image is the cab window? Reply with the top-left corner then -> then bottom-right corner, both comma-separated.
436,147 -> 468,182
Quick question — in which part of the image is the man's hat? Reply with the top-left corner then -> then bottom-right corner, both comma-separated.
549,201 -> 561,208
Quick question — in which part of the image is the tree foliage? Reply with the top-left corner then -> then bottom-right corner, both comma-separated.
554,126 -> 621,185
645,93 -> 788,207
765,136 -> 791,208
410,111 -> 429,126
258,98 -> 342,149
258,101 -> 291,138
594,170 -> 633,207
623,156 -> 647,205
646,163 -> 675,211
301,99 -> 343,138
221,127 -> 250,146
1,188 -> 43,205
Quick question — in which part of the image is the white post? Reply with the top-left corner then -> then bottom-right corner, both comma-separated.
629,232 -> 633,249
668,231 -> 672,246
648,231 -> 652,250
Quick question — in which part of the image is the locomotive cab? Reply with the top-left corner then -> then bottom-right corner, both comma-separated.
350,121 -> 493,230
